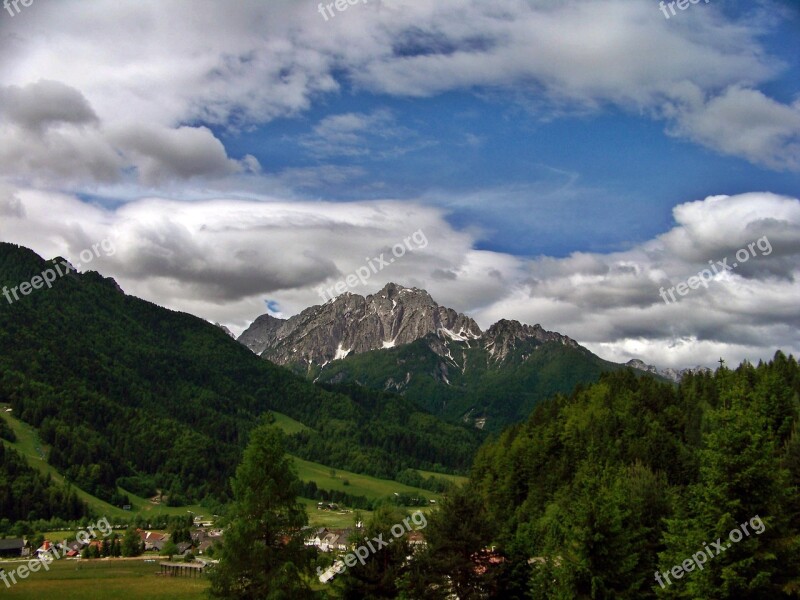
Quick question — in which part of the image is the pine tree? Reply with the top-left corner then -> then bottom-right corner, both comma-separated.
658,368 -> 795,599
121,527 -> 142,557
208,424 -> 314,599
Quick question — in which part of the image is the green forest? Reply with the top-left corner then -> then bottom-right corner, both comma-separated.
0,242 -> 480,510
401,352 -> 800,599
0,443 -> 89,523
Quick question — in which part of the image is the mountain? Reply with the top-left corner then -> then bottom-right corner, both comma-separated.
239,283 -> 627,431
239,283 -> 483,366
0,243 -> 481,511
625,359 -> 712,382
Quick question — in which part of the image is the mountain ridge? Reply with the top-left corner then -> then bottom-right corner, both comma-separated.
238,282 -> 577,369
238,283 -> 626,431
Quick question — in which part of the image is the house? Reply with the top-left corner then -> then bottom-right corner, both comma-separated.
176,542 -> 193,555
317,529 -> 356,553
54,539 -> 83,558
473,547 -> 505,576
320,531 -> 340,552
0,538 -> 24,558
407,531 -> 426,548
35,541 -> 54,560
304,527 -> 329,548
332,529 -> 354,552
139,531 -> 169,552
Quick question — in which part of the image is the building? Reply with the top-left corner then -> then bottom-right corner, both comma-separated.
0,539 -> 25,558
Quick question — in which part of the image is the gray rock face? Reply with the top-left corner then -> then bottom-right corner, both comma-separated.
214,323 -> 236,339
238,283 -> 576,369
482,319 -> 577,362
236,314 -> 286,355
625,359 -> 712,382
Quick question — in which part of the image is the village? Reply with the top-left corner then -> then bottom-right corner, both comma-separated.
0,510 -> 432,585
0,516 -> 225,584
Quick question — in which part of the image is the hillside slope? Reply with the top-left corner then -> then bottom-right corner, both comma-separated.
0,243 -> 481,508
240,282 -> 628,431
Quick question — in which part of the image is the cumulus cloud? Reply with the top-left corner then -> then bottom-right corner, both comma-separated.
0,0 -> 796,171
473,192 -> 800,367
0,188 -> 515,333
0,187 -> 797,369
0,81 -> 257,186
0,79 -> 98,131
0,0 -> 798,372
110,125 -> 257,185
667,86 -> 800,171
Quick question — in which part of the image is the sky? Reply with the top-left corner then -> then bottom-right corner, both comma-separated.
0,0 -> 798,369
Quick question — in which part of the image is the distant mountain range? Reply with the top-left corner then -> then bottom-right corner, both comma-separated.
624,359 -> 711,383
239,283 -> 685,431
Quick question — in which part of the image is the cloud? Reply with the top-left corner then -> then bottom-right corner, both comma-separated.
667,86 -> 800,171
1,0 -> 796,171
0,0 -> 798,371
297,109 -> 431,159
472,191 -> 800,367
110,124 -> 255,185
0,187 -> 797,369
0,79 -> 98,131
0,81 -> 257,186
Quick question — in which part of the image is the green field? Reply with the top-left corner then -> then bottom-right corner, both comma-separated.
291,456 -> 441,502
0,559 -> 208,599
271,411 -> 313,435
300,498 -> 368,529
2,404 -> 444,535
416,469 -> 469,486
0,407 -> 207,521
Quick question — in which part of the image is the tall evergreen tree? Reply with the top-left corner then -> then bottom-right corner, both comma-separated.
208,424 -> 315,600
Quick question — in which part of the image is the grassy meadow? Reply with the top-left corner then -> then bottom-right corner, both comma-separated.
0,559 -> 208,599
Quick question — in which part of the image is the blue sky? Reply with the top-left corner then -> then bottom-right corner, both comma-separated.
212,0 -> 800,258
1,0 -> 799,368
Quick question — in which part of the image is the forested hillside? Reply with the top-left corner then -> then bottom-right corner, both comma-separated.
0,443 -> 89,523
0,243 -> 481,511
406,354 -> 800,599
312,333 -> 626,431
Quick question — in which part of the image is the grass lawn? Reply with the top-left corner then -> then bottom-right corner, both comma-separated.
300,498 -> 368,529
271,411 -> 313,435
0,559 -> 208,599
416,469 -> 469,486
291,456 -> 442,502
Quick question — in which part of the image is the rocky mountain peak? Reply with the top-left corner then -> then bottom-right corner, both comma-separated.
238,283 -> 574,369
237,313 -> 288,356
238,283 -> 482,367
482,319 -> 577,361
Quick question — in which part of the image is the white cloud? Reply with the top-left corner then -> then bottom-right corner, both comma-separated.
0,187 -> 797,369
667,86 -> 800,171
0,0 -> 798,372
297,109 -> 429,158
0,0 -> 796,171
0,81 -> 256,186
110,124 -> 254,185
